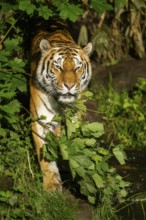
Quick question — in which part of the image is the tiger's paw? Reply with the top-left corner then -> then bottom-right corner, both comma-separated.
41,160 -> 62,191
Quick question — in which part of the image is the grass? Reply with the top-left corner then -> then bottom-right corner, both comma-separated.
0,131 -> 78,220
0,172 -> 77,220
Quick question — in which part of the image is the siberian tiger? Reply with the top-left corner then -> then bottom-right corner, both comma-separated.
30,21 -> 92,191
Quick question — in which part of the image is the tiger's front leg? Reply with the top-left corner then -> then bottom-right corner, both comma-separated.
30,89 -> 62,191
32,120 -> 62,191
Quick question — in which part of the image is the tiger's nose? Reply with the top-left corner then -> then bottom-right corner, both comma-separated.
64,82 -> 75,89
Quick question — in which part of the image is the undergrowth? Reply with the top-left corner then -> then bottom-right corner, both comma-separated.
0,1 -> 145,219
43,91 -> 130,219
93,77 -> 146,149
0,186 -> 77,220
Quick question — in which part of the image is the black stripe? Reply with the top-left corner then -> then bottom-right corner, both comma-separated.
37,81 -> 48,93
50,53 -> 55,61
83,79 -> 88,86
41,55 -> 49,74
47,60 -> 50,74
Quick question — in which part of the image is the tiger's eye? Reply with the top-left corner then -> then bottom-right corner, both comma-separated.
56,65 -> 62,70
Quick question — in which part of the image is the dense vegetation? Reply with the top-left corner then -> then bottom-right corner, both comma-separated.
0,0 -> 146,219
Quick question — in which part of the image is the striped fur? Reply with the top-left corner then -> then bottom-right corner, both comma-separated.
30,23 -> 92,191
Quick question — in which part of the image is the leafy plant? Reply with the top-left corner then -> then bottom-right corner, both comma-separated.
94,77 -> 146,149
0,187 -> 77,220
0,0 -> 114,25
43,92 -> 129,219
1,0 -> 144,219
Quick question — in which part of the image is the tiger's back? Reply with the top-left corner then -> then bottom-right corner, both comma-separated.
30,21 -> 92,191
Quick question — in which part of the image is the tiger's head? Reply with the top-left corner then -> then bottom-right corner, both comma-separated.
36,39 -> 92,104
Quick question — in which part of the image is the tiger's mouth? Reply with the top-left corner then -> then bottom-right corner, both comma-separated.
63,92 -> 75,98
58,92 -> 77,103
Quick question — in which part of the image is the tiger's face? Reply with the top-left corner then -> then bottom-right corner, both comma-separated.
36,39 -> 92,104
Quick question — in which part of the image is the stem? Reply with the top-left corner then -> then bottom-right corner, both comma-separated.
0,14 -> 22,44
27,150 -> 34,179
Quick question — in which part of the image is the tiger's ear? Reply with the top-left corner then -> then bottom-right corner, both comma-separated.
40,39 -> 51,51
83,42 -> 92,56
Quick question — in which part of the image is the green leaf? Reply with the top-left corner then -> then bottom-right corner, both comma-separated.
69,159 -> 79,169
83,91 -> 93,98
92,173 -> 104,188
38,6 -> 53,20
85,138 -> 96,147
59,4 -> 83,22
82,122 -> 104,137
0,50 -> 11,62
0,191 -> 13,198
86,182 -> 97,194
67,143 -> 83,155
83,122 -> 104,132
12,75 -> 27,92
0,100 -> 21,115
1,2 -> 16,12
113,147 -> 127,165
0,91 -> 16,99
88,122 -> 104,132
97,147 -> 108,155
120,189 -> 128,197
72,155 -> 92,168
100,161 -> 109,172
91,0 -> 113,14
18,0 -> 36,15
0,128 -> 7,137
92,154 -> 102,164
53,0 -> 68,6
69,159 -> 79,178
88,195 -> 95,204
83,148 -> 96,157
43,144 -> 57,161
59,144 -> 68,160
4,38 -> 20,51
66,118 -> 79,139
7,58 -> 25,73
75,166 -> 85,177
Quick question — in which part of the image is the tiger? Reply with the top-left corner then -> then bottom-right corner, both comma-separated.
30,21 -> 92,191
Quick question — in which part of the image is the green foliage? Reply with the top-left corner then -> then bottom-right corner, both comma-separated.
44,92 -> 130,217
0,0 -> 113,23
94,78 -> 146,148
0,187 -> 77,220
91,0 -> 113,14
0,0 -> 139,219
0,0 -> 80,218
58,4 -> 83,22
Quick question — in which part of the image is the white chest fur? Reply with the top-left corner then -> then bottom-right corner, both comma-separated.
35,92 -> 60,144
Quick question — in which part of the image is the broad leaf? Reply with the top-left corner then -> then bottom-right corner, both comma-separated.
113,147 -> 127,165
